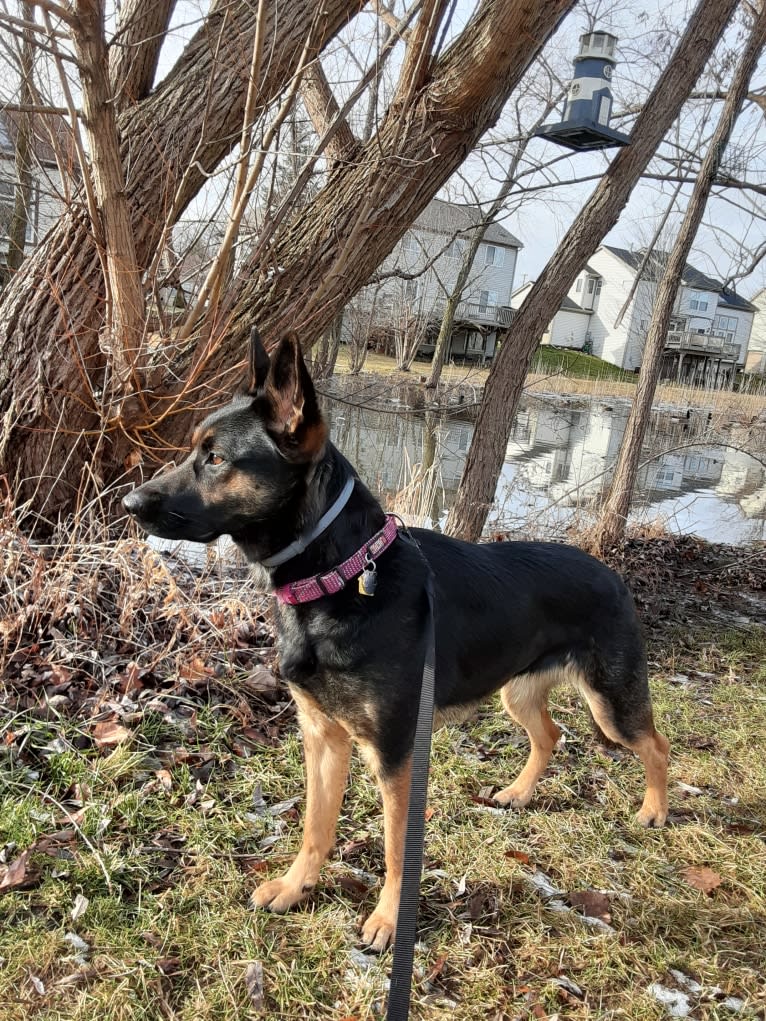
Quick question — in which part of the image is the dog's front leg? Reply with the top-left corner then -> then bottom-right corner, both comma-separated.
360,755 -> 412,952
252,690 -> 351,913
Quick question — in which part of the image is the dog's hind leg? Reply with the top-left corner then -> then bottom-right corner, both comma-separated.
579,684 -> 669,828
494,673 -> 561,809
251,689 -> 351,913
358,752 -> 412,952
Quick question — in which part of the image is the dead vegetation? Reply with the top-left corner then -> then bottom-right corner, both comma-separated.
1,509 -> 765,1019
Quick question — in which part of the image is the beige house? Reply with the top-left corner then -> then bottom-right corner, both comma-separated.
348,197 -> 521,364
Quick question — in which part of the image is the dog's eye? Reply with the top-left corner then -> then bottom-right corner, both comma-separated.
207,452 -> 225,466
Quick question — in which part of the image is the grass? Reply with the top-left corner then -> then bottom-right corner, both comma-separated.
2,572 -> 765,1020
530,346 -> 636,382
333,347 -> 766,420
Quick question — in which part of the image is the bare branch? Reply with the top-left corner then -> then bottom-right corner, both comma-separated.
300,61 -> 357,161
109,0 -> 177,112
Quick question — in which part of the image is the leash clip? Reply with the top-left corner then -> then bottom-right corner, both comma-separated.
358,550 -> 378,596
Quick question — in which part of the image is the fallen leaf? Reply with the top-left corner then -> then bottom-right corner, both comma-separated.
244,665 -> 279,693
505,848 -> 531,865
244,960 -> 265,1010
29,974 -> 45,995
0,850 -> 32,892
155,769 -> 172,791
157,958 -> 182,976
568,889 -> 612,923
71,893 -> 89,920
426,955 -> 447,983
93,721 -> 131,747
680,866 -> 722,894
179,656 -> 211,682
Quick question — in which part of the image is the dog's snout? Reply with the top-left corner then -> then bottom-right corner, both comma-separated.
123,487 -> 160,518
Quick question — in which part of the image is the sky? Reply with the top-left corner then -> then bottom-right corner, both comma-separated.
19,0 -> 762,301
156,0 -> 765,299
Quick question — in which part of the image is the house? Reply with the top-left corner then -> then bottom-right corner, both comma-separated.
512,245 -> 756,389
748,287 -> 766,375
348,197 -> 521,364
0,109 -> 71,285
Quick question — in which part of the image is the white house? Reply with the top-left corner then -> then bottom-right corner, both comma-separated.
0,110 -> 71,285
512,244 -> 756,389
349,197 -> 521,364
748,287 -> 766,375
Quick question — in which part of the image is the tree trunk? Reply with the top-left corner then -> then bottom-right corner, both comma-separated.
426,95 -> 559,390
446,0 -> 741,542
73,0 -> 145,387
224,1 -> 575,363
311,312 -> 343,379
594,3 -> 766,550
4,1 -> 34,280
0,0 -> 366,529
0,0 -> 574,531
109,0 -> 177,111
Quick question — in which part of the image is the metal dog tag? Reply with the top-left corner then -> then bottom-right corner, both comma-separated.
358,559 -> 377,596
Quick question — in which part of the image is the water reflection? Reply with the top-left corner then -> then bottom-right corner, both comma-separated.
325,397 -> 766,544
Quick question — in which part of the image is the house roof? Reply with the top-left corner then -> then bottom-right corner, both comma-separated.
415,197 -> 522,248
561,295 -> 592,313
0,108 -> 76,170
602,245 -> 756,312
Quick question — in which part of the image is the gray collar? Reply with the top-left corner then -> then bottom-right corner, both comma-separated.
260,476 -> 356,568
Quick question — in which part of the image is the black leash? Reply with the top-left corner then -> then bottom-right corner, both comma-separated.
385,563 -> 436,1021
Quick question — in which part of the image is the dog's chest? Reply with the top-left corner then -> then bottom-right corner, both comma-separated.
274,607 -> 365,707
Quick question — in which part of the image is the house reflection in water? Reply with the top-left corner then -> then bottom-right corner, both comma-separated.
325,398 -> 766,544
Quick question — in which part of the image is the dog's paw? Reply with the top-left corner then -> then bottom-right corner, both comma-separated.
360,908 -> 396,953
634,804 -> 668,828
250,876 -> 314,913
493,784 -> 534,809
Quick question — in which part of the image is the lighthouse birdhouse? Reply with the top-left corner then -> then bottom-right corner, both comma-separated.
535,31 -> 631,152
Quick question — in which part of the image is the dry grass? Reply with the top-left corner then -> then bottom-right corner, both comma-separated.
334,347 -> 766,419
525,372 -> 766,420
2,508 -> 766,1019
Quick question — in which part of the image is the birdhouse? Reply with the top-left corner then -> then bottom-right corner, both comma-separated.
535,31 -> 631,152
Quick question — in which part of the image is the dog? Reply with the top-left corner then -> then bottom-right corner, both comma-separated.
123,328 -> 669,951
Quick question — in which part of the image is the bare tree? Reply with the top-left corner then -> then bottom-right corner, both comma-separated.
593,2 -> 766,549
3,1 -> 35,280
0,0 -> 576,530
446,0 -> 742,542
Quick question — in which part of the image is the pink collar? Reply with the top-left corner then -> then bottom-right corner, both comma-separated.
274,515 -> 399,604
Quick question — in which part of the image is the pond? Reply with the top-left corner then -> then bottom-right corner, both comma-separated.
325,395 -> 766,544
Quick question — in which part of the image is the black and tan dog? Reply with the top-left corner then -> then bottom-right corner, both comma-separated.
123,330 -> 669,951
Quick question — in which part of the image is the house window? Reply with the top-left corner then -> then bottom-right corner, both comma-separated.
483,244 -> 505,268
576,279 -> 582,292
0,176 -> 34,244
655,467 -> 676,486
0,177 -> 15,239
467,331 -> 484,353
595,279 -> 602,294
404,278 -> 420,303
715,314 -> 737,336
689,290 -> 709,311
477,289 -> 498,313
447,237 -> 466,259
402,232 -> 420,254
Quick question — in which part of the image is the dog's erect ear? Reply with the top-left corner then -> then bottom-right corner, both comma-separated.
259,332 -> 327,459
247,326 -> 271,394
